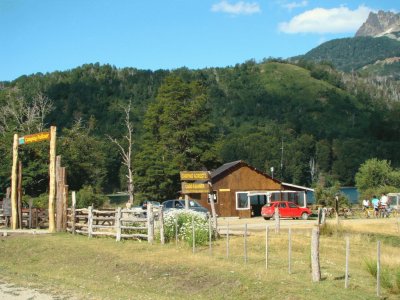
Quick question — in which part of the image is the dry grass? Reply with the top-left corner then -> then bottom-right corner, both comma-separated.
0,219 -> 399,299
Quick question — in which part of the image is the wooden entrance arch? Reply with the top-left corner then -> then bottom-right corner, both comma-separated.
10,126 -> 56,232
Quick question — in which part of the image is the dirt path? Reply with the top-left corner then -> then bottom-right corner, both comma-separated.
0,282 -> 57,300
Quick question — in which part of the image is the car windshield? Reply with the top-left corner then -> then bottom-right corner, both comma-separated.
180,200 -> 201,207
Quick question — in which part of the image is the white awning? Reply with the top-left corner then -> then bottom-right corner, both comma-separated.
282,183 -> 314,192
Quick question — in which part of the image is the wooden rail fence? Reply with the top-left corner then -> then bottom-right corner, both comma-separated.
66,200 -> 160,242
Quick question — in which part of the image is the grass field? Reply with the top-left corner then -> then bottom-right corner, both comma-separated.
0,218 -> 399,299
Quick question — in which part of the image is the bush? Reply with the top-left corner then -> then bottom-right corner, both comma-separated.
163,210 -> 213,246
76,185 -> 107,208
25,193 -> 49,209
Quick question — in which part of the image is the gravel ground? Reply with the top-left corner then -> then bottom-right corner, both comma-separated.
0,282 -> 57,300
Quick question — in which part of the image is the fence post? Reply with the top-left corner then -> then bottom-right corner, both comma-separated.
71,191 -> 76,235
345,236 -> 350,288
265,225 -> 269,270
226,221 -> 230,258
311,226 -> 321,282
115,207 -> 121,242
175,217 -> 178,246
321,208 -> 326,225
288,227 -> 292,274
244,223 -> 248,264
208,214 -> 212,255
159,206 -> 165,245
147,203 -> 154,244
377,240 -> 381,297
317,208 -> 322,226
192,215 -> 195,254
88,206 -> 93,238
28,199 -> 33,229
274,207 -> 280,234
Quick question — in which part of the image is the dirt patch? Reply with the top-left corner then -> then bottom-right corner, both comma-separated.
0,281 -> 61,299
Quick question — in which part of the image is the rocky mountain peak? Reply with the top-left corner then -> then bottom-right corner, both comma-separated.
355,10 -> 400,38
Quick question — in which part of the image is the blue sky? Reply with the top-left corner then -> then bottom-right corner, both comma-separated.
0,0 -> 397,81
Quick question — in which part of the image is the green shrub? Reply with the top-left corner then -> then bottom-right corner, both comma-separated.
25,193 -> 48,209
163,210 -> 213,246
76,185 -> 107,208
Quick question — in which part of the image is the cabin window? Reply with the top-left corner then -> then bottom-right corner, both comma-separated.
236,192 -> 250,210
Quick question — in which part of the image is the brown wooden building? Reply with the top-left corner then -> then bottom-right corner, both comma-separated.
190,160 -> 313,218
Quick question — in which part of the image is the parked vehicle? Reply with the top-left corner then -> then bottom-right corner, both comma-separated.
141,200 -> 161,210
162,199 -> 208,214
261,201 -> 312,220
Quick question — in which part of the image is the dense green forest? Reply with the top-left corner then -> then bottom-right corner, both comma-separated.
1,60 -> 400,203
300,36 -> 400,72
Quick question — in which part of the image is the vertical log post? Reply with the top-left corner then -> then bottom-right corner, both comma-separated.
274,207 -> 280,234
265,225 -> 269,270
48,126 -> 57,233
208,214 -> 212,255
208,187 -> 218,233
321,208 -> 326,225
88,206 -> 93,238
288,227 -> 292,274
115,207 -> 122,242
345,236 -> 350,288
226,221 -> 230,258
377,241 -> 381,297
244,223 -> 248,264
317,207 -> 322,226
147,203 -> 154,244
17,160 -> 23,229
71,191 -> 76,235
192,215 -> 195,254
56,155 -> 62,232
184,194 -> 189,210
311,226 -> 321,282
11,134 -> 18,230
159,206 -> 165,245
62,182 -> 68,231
175,217 -> 178,246
28,199 -> 33,229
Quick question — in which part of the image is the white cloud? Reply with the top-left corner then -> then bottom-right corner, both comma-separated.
279,5 -> 371,34
283,1 -> 308,11
211,1 -> 261,15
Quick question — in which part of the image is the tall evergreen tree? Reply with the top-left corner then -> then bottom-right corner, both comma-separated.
134,76 -> 219,202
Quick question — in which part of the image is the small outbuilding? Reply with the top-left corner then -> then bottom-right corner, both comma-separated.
190,160 -> 313,218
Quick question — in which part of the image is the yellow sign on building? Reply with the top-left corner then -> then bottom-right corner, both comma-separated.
181,182 -> 211,194
180,171 -> 210,181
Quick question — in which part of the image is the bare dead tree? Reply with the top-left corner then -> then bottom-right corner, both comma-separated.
107,102 -> 134,203
0,91 -> 53,136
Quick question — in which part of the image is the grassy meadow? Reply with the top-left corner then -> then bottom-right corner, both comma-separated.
0,218 -> 399,299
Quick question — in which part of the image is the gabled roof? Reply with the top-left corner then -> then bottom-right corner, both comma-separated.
211,160 -> 281,184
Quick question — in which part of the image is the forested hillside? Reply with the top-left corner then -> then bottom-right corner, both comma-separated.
300,36 -> 400,72
1,60 -> 400,202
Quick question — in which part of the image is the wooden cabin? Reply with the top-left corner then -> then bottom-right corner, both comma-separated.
189,160 -> 313,218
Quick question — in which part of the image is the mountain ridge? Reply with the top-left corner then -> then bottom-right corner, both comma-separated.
355,10 -> 400,40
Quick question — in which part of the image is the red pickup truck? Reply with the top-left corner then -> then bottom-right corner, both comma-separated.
261,201 -> 312,220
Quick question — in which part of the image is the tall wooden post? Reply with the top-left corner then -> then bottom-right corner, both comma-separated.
63,182 -> 68,231
71,191 -> 76,235
56,155 -> 62,232
311,227 -> 321,282
48,126 -> 56,232
11,134 -> 19,230
17,160 -> 23,229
